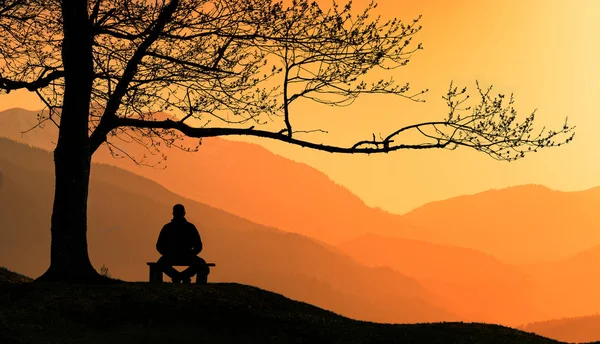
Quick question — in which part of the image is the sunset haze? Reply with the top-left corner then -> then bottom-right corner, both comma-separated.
0,0 -> 599,342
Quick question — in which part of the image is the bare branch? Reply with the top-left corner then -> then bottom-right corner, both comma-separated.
144,51 -> 234,75
0,70 -> 64,93
106,116 -> 447,154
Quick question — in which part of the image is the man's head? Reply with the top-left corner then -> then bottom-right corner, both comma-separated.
172,204 -> 186,218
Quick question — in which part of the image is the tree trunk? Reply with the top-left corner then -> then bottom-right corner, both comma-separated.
36,0 -> 106,282
36,144 -> 100,282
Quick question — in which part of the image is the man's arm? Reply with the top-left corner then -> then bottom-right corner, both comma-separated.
156,225 -> 168,256
190,224 -> 202,255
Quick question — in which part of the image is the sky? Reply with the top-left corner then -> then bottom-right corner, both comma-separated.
0,0 -> 598,214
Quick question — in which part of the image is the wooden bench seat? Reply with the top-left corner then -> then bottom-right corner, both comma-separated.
147,262 -> 216,284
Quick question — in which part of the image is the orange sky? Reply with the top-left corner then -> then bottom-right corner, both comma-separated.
0,0 -> 598,214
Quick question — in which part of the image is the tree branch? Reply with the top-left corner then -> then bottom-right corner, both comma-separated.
0,70 -> 64,93
90,0 -> 180,147
102,116 -> 448,154
144,51 -> 233,74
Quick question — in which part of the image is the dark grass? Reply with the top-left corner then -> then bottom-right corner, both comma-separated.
0,268 -> 570,344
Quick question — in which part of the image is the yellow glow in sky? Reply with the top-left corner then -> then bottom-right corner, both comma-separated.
237,0 -> 600,214
1,0 -> 598,214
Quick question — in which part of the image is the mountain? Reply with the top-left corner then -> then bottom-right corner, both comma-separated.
0,138 -> 454,324
338,234 -> 534,325
520,314 -> 600,343
519,245 -> 600,321
0,275 -> 561,344
396,185 -> 600,264
0,108 -> 421,245
0,108 -> 58,147
2,108 -> 599,266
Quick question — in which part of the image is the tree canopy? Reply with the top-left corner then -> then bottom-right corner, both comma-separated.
0,0 -> 574,162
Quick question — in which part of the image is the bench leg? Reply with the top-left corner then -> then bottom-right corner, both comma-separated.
149,265 -> 163,283
195,268 -> 210,285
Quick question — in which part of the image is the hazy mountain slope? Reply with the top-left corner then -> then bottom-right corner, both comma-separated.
520,314 -> 600,343
0,108 -> 419,245
338,234 -> 534,325
2,108 -> 599,267
519,245 -> 600,321
0,108 -> 58,148
396,185 -> 600,264
0,138 -> 454,324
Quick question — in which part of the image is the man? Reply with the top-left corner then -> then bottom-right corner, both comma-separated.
156,204 -> 207,283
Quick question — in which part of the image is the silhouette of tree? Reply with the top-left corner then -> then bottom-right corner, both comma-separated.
0,0 -> 574,282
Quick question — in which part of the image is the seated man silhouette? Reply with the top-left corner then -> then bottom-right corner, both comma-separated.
156,204 -> 207,283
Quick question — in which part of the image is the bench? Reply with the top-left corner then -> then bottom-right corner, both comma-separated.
147,262 -> 216,284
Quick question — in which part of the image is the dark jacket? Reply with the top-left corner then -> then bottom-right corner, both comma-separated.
156,217 -> 202,258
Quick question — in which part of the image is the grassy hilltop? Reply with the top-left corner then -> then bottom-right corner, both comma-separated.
0,268 -> 571,344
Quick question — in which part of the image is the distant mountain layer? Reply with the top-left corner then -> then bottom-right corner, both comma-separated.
520,314 -> 600,343
338,234 -> 600,327
1,108 -> 599,266
338,234 -> 534,325
0,138 -> 454,324
0,108 -> 419,246
396,184 -> 600,264
519,245 -> 600,322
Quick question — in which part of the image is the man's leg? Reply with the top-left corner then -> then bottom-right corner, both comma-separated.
180,256 -> 207,283
157,256 -> 183,282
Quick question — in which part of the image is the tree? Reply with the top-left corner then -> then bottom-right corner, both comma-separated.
0,0 -> 574,282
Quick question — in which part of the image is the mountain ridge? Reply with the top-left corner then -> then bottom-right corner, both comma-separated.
397,183 -> 600,264
338,233 -> 534,325
0,108 -> 416,245
3,107 -> 598,264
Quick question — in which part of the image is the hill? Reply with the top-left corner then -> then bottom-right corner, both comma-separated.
0,269 -> 564,344
338,234 -> 534,325
0,138 -> 453,324
0,267 -> 33,284
520,314 -> 600,344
